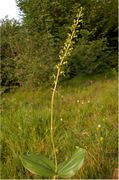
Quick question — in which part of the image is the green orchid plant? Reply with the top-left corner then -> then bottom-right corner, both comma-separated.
20,7 -> 85,179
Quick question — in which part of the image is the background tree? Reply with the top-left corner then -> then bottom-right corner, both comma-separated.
1,0 -> 117,89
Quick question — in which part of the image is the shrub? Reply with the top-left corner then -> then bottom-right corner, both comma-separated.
68,30 -> 111,76
1,57 -> 18,86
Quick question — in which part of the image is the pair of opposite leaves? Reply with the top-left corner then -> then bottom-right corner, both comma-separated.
21,148 -> 85,178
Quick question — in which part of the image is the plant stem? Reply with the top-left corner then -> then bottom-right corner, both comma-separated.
50,7 -> 83,177
50,56 -> 66,174
50,68 -> 60,173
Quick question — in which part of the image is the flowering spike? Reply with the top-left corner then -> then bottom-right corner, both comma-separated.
50,7 -> 84,174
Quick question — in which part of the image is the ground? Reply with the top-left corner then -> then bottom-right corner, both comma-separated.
1,71 -> 118,179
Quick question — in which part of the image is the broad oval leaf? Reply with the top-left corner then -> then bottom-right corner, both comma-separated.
20,154 -> 55,177
57,148 -> 85,178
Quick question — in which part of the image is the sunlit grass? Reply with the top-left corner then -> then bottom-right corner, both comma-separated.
1,73 -> 118,179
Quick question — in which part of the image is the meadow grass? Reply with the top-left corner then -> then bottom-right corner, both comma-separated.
1,72 -> 118,179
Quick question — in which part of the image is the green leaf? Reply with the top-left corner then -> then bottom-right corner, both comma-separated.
20,154 -> 55,177
57,148 -> 85,178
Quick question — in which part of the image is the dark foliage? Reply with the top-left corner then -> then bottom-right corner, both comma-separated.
1,0 -> 118,88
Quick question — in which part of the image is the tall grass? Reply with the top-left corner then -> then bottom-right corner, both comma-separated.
1,72 -> 118,179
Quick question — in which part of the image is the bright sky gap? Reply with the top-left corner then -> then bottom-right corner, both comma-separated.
0,0 -> 20,20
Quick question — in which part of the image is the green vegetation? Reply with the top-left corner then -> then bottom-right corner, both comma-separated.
20,7 -> 85,179
1,0 -> 118,179
1,73 -> 118,179
1,0 -> 117,87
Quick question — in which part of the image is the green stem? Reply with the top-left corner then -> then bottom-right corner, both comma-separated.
50,68 -> 60,173
50,7 -> 83,177
50,55 -> 65,175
